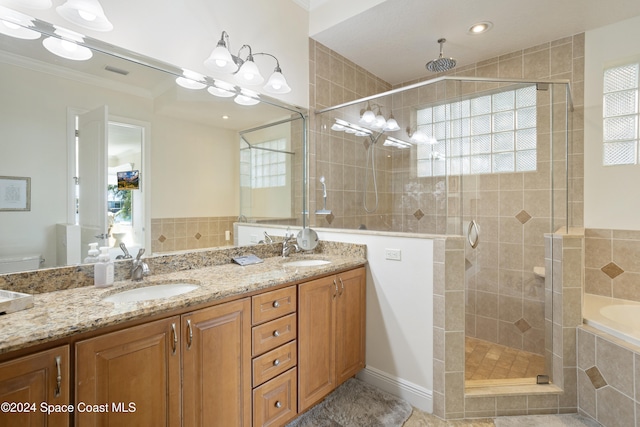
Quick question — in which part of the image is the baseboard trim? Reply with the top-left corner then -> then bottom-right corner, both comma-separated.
357,366 -> 433,413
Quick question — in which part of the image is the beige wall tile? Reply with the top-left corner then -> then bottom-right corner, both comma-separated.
596,386 -> 635,427
596,336 -> 634,397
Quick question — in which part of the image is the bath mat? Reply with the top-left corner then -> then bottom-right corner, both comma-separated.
286,378 -> 413,427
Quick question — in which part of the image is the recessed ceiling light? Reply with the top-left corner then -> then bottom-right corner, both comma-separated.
468,21 -> 493,35
222,115 -> 229,120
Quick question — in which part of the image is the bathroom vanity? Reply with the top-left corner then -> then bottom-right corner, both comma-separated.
0,245 -> 366,427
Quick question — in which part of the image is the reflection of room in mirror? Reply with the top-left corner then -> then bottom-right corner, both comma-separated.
0,14 -> 307,272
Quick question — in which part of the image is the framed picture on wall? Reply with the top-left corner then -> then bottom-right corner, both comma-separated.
117,170 -> 139,190
0,176 -> 31,211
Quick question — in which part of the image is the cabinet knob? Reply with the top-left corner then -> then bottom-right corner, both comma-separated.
273,330 -> 280,337
275,401 -> 282,408
273,359 -> 280,366
272,300 -> 280,308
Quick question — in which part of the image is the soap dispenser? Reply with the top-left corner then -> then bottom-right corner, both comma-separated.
94,246 -> 114,288
84,242 -> 100,264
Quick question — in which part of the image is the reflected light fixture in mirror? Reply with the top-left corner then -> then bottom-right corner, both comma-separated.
175,69 -> 207,90
42,26 -> 92,60
406,126 -> 437,145
234,89 -> 260,106
2,0 -> 52,9
0,6 -> 40,39
204,30 -> 291,94
56,0 -> 113,32
359,102 -> 401,131
207,80 -> 236,98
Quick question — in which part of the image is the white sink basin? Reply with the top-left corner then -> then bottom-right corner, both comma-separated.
103,283 -> 199,303
282,259 -> 331,267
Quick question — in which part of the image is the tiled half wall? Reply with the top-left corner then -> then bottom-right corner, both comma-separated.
151,216 -> 237,253
577,326 -> 640,426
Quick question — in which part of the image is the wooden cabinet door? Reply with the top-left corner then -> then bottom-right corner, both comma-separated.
335,267 -> 366,386
0,346 -> 70,427
297,275 -> 336,412
76,316 -> 181,427
182,298 -> 251,427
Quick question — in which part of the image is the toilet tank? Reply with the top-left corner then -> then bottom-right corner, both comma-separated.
0,255 -> 42,274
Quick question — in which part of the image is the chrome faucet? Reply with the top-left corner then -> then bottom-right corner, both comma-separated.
115,242 -> 133,260
282,231 -> 300,258
130,248 -> 149,281
259,231 -> 274,244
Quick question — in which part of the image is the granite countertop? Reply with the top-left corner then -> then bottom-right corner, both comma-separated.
0,252 -> 366,356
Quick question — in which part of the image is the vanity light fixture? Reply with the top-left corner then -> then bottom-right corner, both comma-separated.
56,0 -> 113,32
468,21 -> 493,35
0,6 -> 40,39
204,31 -> 291,94
42,26 -> 92,61
175,69 -> 207,90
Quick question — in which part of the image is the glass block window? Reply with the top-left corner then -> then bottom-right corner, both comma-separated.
416,85 -> 537,177
602,63 -> 639,166
240,139 -> 287,188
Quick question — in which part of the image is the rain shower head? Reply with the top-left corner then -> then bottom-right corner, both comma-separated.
425,38 -> 456,73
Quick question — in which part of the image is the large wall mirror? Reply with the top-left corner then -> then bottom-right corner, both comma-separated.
0,13 -> 307,273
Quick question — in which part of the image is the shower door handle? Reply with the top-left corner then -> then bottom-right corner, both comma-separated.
468,220 -> 479,249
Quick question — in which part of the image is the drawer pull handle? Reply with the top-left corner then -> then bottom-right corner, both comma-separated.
54,356 -> 62,397
339,277 -> 345,296
275,401 -> 282,408
171,323 -> 177,355
187,319 -> 193,350
273,359 -> 280,366
333,279 -> 338,298
273,330 -> 280,337
273,300 -> 280,308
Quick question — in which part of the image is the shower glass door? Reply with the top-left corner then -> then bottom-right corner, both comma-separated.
458,81 -> 558,384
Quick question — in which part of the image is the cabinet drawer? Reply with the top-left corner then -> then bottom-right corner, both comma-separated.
253,340 -> 297,387
252,314 -> 296,356
252,286 -> 296,325
253,367 -> 297,427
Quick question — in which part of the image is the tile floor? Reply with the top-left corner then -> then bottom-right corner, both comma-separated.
403,408 -> 601,426
465,337 -> 546,381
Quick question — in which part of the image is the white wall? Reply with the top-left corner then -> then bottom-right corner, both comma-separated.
151,116 -> 238,218
584,15 -> 640,229
308,0 -> 387,36
6,0 -> 310,108
236,224 -> 434,411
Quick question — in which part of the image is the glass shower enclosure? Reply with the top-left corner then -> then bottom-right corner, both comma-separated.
312,76 -> 574,385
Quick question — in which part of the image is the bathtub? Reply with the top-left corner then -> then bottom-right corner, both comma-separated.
583,293 -> 640,348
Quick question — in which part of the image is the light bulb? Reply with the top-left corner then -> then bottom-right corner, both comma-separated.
361,109 -> 375,124
235,60 -> 264,86
78,10 -> 96,21
61,39 -> 77,52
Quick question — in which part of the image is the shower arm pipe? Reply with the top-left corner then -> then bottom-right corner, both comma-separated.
316,76 -> 574,114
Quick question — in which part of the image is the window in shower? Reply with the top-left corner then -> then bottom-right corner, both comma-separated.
240,138 -> 288,188
415,85 -> 537,177
602,62 -> 639,166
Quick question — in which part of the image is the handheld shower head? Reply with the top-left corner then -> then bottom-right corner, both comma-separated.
316,176 -> 332,215
426,38 -> 456,73
319,176 -> 327,198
